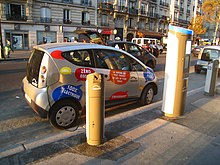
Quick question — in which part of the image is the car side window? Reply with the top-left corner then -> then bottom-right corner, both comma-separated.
127,44 -> 141,56
62,50 -> 93,67
93,49 -> 132,71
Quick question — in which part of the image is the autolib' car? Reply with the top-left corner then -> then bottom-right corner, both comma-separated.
107,41 -> 157,69
194,45 -> 220,74
22,43 -> 158,129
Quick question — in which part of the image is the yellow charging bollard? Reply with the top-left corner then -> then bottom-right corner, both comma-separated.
162,25 -> 193,117
86,72 -> 105,146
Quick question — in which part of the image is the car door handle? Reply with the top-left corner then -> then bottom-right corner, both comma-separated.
130,76 -> 138,82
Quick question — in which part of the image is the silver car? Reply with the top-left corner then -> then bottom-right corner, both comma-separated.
194,45 -> 220,73
22,43 -> 158,129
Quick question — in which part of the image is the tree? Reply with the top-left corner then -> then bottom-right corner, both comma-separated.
188,14 -> 207,36
202,0 -> 220,44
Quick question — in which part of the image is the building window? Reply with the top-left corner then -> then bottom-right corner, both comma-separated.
40,7 -> 51,23
63,9 -> 71,24
101,14 -> 109,26
5,3 -> 27,21
81,0 -> 92,6
82,11 -> 90,25
128,18 -> 134,28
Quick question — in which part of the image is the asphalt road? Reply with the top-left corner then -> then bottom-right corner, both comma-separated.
0,54 -> 200,158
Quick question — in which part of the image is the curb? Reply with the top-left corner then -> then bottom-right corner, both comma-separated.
0,58 -> 29,62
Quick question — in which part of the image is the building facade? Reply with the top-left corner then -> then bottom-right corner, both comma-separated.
0,0 -> 196,50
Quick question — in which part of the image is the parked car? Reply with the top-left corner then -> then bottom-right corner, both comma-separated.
194,45 -> 220,73
22,43 -> 158,129
107,41 -> 157,69
73,29 -> 105,44
192,45 -> 205,57
131,37 -> 163,54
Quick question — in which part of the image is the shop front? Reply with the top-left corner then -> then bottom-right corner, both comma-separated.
37,31 -> 57,45
5,30 -> 29,50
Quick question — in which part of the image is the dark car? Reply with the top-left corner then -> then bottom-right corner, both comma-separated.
107,41 -> 157,69
73,29 -> 105,44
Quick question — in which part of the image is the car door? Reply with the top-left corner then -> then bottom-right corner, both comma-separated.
92,49 -> 139,102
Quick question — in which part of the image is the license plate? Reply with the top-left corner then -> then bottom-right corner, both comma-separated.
25,93 -> 31,103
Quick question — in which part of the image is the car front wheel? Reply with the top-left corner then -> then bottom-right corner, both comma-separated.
49,100 -> 80,129
195,65 -> 201,74
140,84 -> 155,106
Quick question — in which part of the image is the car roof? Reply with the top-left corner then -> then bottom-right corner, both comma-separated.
108,41 -> 144,47
33,42 -> 116,53
203,45 -> 220,50
33,42 -> 147,63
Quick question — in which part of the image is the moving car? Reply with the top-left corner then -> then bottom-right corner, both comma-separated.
192,45 -> 204,57
194,45 -> 220,73
107,41 -> 157,69
22,43 -> 158,129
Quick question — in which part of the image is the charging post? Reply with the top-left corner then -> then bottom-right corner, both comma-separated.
86,72 -> 105,146
162,25 -> 193,117
204,59 -> 219,96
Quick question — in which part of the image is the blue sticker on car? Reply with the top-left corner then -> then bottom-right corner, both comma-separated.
52,85 -> 83,101
144,68 -> 155,82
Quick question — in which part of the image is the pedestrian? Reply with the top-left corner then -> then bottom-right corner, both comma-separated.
5,39 -> 13,58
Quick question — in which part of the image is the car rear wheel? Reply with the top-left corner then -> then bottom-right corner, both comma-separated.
49,100 -> 80,129
140,84 -> 155,106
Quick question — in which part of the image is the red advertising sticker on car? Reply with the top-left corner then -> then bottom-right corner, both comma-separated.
75,68 -> 95,81
51,50 -> 64,60
109,91 -> 128,100
108,70 -> 130,85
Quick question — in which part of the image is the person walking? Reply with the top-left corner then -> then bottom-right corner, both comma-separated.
5,39 -> 13,58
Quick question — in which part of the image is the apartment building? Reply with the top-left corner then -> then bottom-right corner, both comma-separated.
0,0 -> 196,50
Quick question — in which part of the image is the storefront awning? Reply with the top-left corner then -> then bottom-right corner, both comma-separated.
101,28 -> 113,35
138,30 -> 164,39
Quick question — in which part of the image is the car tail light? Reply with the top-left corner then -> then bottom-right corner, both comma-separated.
38,55 -> 49,88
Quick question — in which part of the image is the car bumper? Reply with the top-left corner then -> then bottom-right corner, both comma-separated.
22,77 -> 49,118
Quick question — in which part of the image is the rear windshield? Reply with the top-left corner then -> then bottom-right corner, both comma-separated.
26,49 -> 44,86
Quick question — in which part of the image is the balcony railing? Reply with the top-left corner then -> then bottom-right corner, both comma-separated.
118,6 -> 128,12
62,0 -> 73,3
82,20 -> 90,25
40,17 -> 52,23
141,10 -> 146,15
160,15 -> 168,20
99,2 -> 113,10
6,14 -> 28,21
178,19 -> 188,24
148,12 -> 159,19
129,8 -> 138,15
81,0 -> 92,7
180,7 -> 184,12
101,22 -> 109,26
63,19 -> 72,24
159,1 -> 169,7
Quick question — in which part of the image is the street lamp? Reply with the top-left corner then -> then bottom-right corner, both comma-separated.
0,19 -> 5,59
213,6 -> 220,45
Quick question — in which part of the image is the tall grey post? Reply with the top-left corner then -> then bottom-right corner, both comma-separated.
204,59 -> 219,96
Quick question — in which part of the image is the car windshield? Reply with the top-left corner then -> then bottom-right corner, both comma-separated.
201,49 -> 220,61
